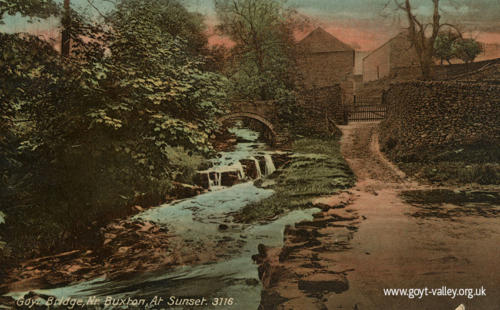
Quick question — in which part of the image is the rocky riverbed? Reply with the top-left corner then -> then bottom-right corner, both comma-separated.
1,127 -> 335,309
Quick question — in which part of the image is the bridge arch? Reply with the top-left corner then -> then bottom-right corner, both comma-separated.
218,112 -> 277,142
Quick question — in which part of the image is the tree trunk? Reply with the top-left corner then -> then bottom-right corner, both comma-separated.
418,53 -> 431,80
61,0 -> 71,57
420,63 -> 431,79
403,0 -> 441,80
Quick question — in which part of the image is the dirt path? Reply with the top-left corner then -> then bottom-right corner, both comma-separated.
340,122 -> 405,185
258,122 -> 500,310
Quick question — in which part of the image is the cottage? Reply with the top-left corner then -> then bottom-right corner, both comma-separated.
362,32 -> 419,82
297,27 -> 355,88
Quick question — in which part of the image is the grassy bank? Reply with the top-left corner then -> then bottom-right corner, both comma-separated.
235,137 -> 355,223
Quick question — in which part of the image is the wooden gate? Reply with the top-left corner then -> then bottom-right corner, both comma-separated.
347,104 -> 386,122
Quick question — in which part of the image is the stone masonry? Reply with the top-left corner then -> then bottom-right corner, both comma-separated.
379,81 -> 500,161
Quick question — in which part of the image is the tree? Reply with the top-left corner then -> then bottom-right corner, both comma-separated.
0,0 -> 59,23
453,38 -> 483,64
391,0 -> 462,79
0,31 -> 66,257
0,0 -> 61,230
115,0 -> 209,54
1,0 -> 228,260
204,44 -> 231,73
215,0 -> 300,100
434,31 -> 460,64
61,0 -> 71,57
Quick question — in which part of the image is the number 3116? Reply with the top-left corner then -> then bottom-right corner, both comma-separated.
212,298 -> 234,306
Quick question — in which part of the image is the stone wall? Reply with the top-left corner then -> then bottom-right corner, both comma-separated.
451,64 -> 500,81
226,85 -> 344,140
380,81 -> 500,161
358,58 -> 500,101
390,57 -> 500,81
299,85 -> 345,133
440,58 -> 500,80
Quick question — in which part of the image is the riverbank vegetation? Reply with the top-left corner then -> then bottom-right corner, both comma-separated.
214,0 -> 302,101
236,137 -> 355,223
0,0 -> 227,267
0,0 -> 315,272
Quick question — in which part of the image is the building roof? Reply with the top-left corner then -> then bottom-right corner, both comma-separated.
298,27 -> 354,53
363,31 -> 409,61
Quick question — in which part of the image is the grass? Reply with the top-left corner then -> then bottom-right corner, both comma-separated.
234,137 -> 355,223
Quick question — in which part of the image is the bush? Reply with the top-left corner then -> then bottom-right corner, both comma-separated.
0,0 -> 227,263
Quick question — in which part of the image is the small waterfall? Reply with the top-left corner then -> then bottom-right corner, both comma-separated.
234,162 -> 246,179
217,171 -> 222,187
264,154 -> 276,176
205,163 -> 247,191
250,157 -> 262,179
207,172 -> 217,189
204,156 -> 273,190
199,124 -> 278,190
207,171 -> 223,189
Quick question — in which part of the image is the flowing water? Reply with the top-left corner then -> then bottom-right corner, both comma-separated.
7,127 -> 319,309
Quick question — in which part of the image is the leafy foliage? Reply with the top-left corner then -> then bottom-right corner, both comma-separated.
0,0 -> 59,23
115,0 -> 208,54
434,32 -> 483,65
0,0 -> 227,261
452,38 -> 483,64
215,0 -> 301,100
434,31 -> 460,64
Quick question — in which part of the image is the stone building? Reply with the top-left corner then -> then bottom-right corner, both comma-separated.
297,27 -> 355,89
362,32 -> 419,82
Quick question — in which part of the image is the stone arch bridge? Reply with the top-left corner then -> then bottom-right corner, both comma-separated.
218,100 -> 279,143
218,88 -> 347,144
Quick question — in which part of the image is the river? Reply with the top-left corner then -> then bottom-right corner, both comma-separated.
7,127 -> 319,309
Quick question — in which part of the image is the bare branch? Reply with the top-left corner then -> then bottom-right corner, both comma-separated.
439,23 -> 463,38
86,0 -> 110,21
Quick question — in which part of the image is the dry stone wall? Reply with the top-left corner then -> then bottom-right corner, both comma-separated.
300,85 -> 344,123
390,58 -> 500,81
380,81 -> 500,161
288,85 -> 345,136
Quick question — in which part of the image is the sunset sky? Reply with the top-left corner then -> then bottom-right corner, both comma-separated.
3,0 -> 500,51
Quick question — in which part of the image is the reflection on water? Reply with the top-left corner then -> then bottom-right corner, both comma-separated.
401,189 -> 500,219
